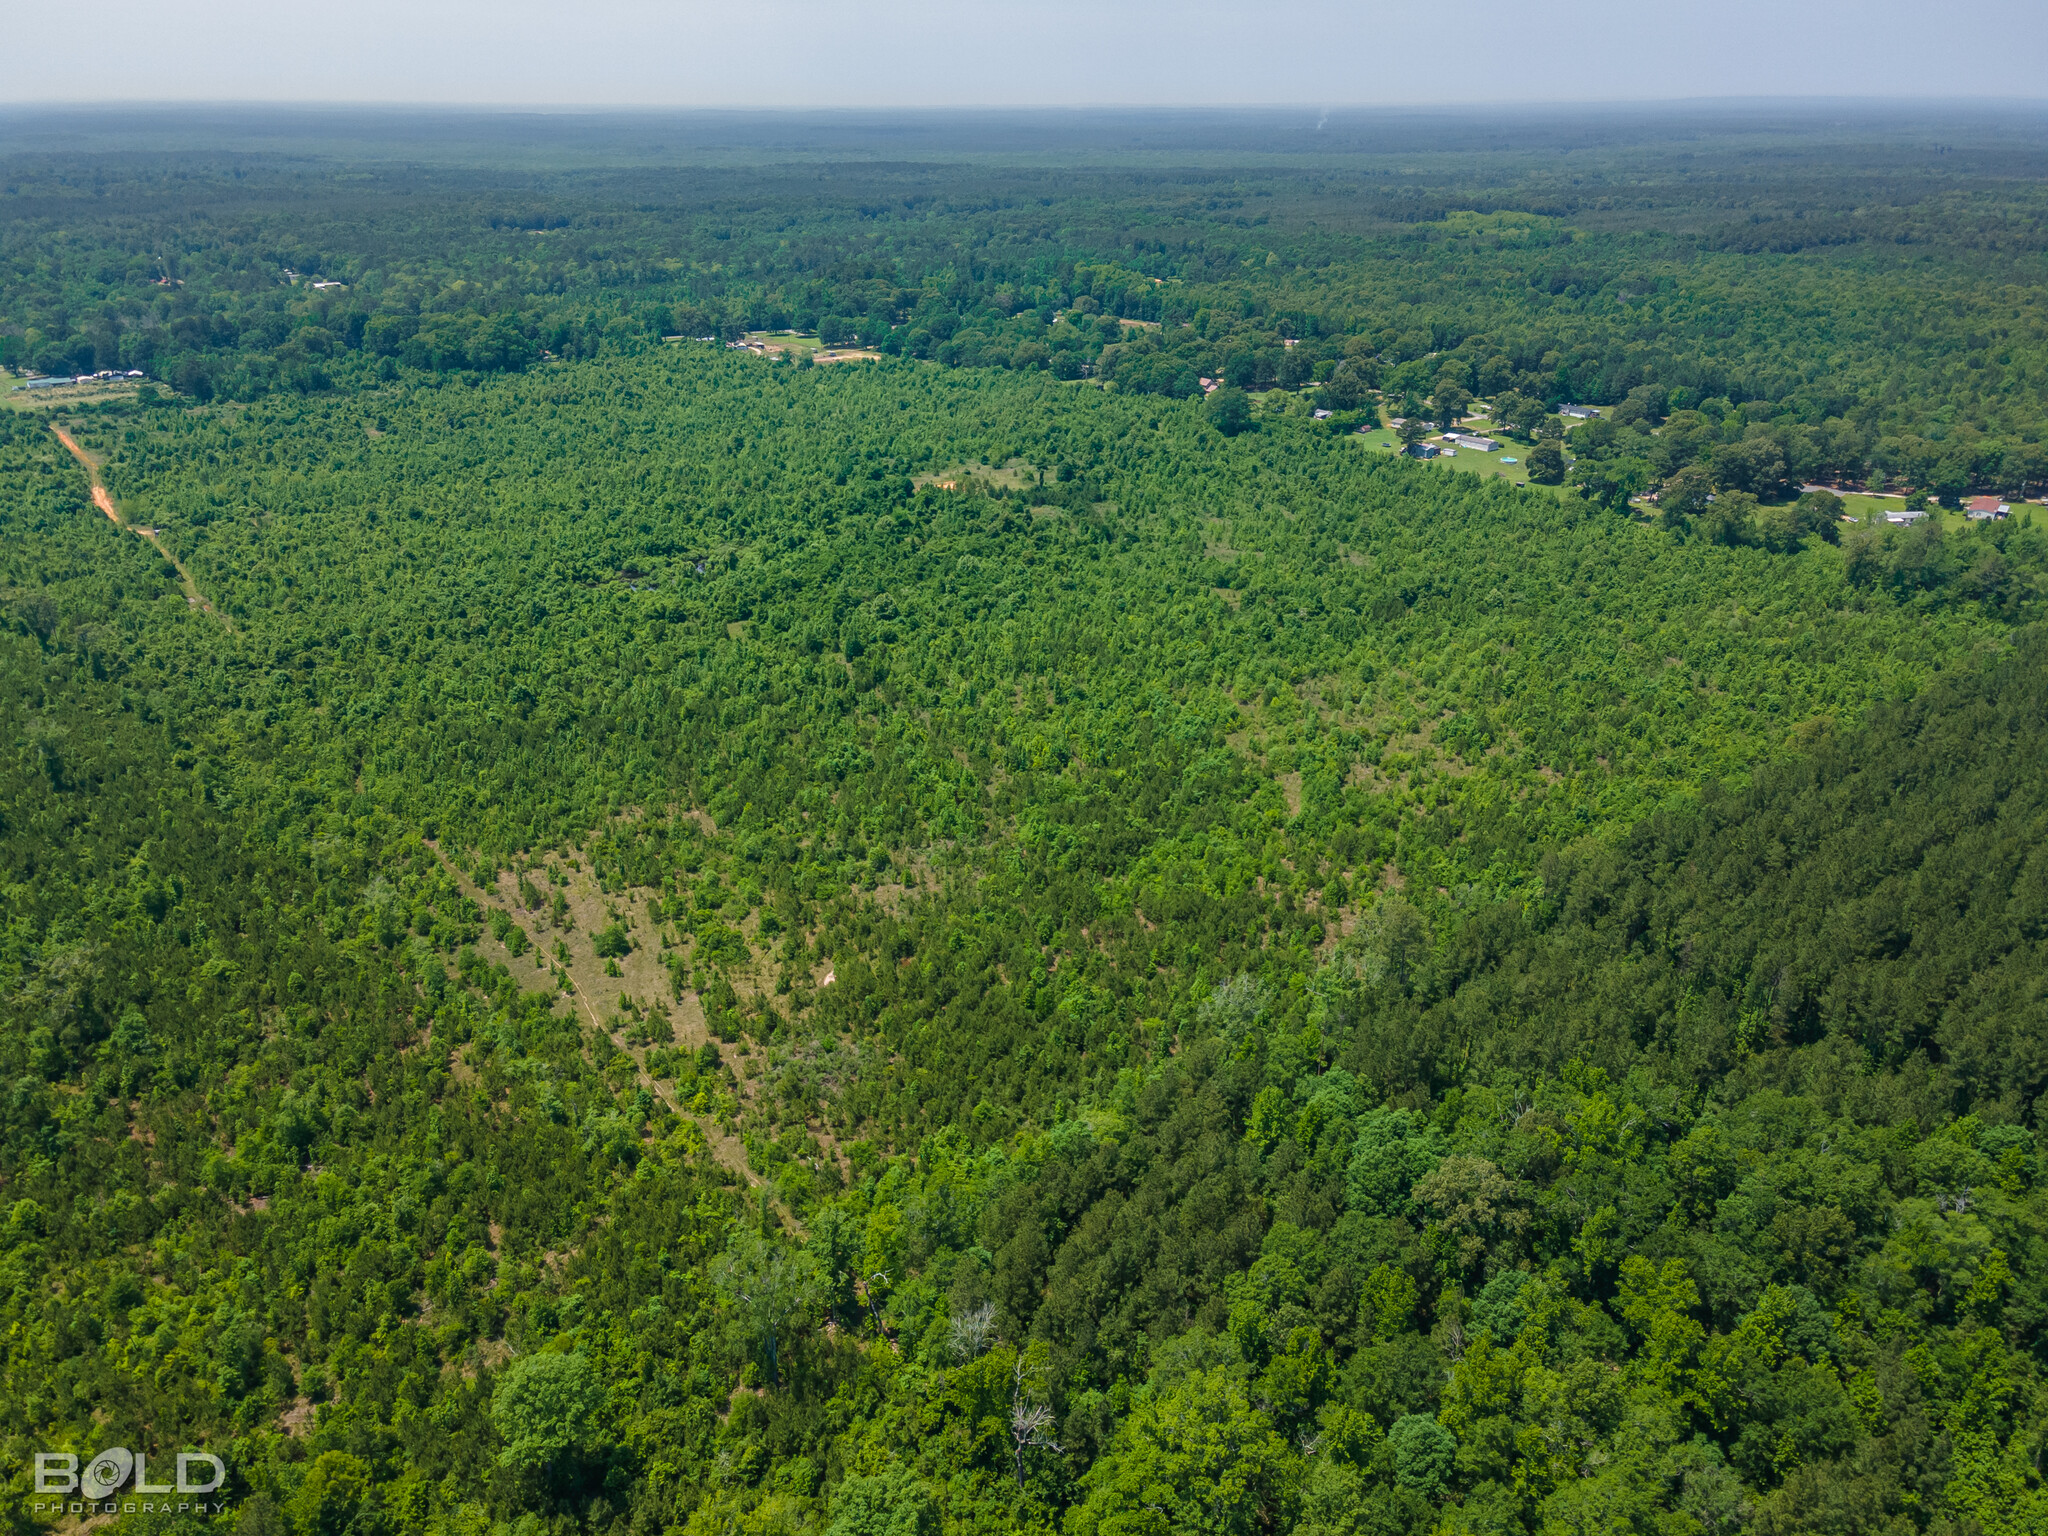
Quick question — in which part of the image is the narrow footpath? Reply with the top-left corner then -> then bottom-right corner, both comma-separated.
50,423 -> 229,628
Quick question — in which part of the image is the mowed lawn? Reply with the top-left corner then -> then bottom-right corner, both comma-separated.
1352,428 -> 1553,491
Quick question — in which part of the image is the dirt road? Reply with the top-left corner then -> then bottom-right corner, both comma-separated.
50,423 -> 229,628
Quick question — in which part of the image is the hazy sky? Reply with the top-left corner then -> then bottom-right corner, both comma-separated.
4,0 -> 2045,107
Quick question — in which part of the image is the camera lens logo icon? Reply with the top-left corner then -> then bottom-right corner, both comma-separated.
82,1449 -> 134,1500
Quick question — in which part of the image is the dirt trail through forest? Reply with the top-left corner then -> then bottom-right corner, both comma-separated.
50,423 -> 229,628
426,844 -> 803,1228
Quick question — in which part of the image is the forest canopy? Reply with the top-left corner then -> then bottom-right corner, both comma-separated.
3,106 -> 2048,1536
6,104 -> 2048,497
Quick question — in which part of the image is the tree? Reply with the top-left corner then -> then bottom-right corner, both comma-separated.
1346,1108 -> 1445,1216
1757,489 -> 1844,552
1009,1348 -> 1063,1487
1714,436 -> 1791,500
810,1203 -> 862,1328
1702,489 -> 1760,546
1842,524 -> 1884,585
1387,1414 -> 1457,1497
1571,456 -> 1650,512
1317,362 -> 1369,412
492,1352 -> 606,1486
949,1300 -> 997,1361
824,1466 -> 941,1536
1397,416 -> 1430,453
1431,381 -> 1472,424
1794,488 -> 1844,542
1930,450 -> 1971,507
1660,463 -> 1716,531
1206,386 -> 1253,436
1414,1156 -> 1529,1274
1292,1460 -> 1370,1536
712,1228 -> 821,1388
1494,391 -> 1544,438
1617,383 -> 1669,426
2002,443 -> 2047,500
287,1452 -> 372,1536
1069,1366 -> 1303,1536
1525,439 -> 1567,484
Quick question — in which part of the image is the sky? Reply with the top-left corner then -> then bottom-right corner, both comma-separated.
3,0 -> 2045,107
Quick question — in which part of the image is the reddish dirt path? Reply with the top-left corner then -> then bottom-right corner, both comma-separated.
50,423 -> 230,629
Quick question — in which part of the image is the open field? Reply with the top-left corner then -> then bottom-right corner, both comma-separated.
718,331 -> 881,362
2,375 -> 148,409
1354,427 -> 1554,490
912,456 -> 1047,493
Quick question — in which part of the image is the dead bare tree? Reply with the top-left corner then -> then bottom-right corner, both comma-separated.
1009,1352 -> 1063,1488
948,1301 -> 996,1361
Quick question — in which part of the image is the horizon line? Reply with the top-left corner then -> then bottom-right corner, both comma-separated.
5,95 -> 2048,114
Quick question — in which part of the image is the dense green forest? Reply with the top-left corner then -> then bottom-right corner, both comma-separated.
6,106 -> 2048,498
4,109 -> 2048,1536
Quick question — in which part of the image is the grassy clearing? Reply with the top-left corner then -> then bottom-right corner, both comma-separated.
1352,429 -> 1558,492
2,377 -> 147,411
723,331 -> 829,358
913,457 -> 1046,494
